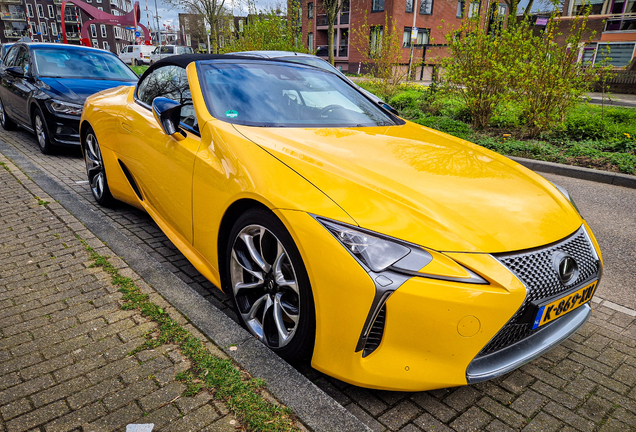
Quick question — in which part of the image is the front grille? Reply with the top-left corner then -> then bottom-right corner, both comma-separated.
479,226 -> 599,356
363,305 -> 386,357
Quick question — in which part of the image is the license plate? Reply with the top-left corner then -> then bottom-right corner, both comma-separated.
532,280 -> 597,329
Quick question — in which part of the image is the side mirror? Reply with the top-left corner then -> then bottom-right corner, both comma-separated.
152,97 -> 185,141
6,66 -> 24,77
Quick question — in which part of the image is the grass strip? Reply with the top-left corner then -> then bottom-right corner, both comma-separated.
77,236 -> 300,432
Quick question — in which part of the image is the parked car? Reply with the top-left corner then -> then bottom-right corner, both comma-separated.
0,43 -> 138,154
229,50 -> 397,113
149,45 -> 194,64
80,54 -> 602,391
119,44 -> 155,66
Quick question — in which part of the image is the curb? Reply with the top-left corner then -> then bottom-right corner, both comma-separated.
0,139 -> 371,432
509,156 -> 636,189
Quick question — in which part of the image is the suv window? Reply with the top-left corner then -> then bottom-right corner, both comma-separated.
4,45 -> 20,67
136,65 -> 198,132
12,47 -> 29,73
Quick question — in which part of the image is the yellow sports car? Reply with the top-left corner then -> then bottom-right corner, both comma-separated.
80,55 -> 603,391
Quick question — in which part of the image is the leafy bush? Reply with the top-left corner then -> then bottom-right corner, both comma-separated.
389,90 -> 423,111
414,116 -> 474,140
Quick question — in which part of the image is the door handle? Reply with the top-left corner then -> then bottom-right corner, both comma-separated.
121,122 -> 132,132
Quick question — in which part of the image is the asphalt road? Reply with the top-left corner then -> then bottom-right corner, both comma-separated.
541,172 -> 636,311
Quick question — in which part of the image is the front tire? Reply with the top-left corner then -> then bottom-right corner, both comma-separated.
226,208 -> 316,362
82,126 -> 116,207
33,108 -> 53,154
0,98 -> 17,131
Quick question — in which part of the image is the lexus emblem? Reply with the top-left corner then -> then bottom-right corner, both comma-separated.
552,252 -> 578,285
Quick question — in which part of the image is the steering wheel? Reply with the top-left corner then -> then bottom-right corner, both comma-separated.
319,104 -> 344,118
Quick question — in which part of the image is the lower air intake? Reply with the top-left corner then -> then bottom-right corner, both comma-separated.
363,305 -> 386,357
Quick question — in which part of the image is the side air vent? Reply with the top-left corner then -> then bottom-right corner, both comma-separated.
363,305 -> 386,357
118,160 -> 143,201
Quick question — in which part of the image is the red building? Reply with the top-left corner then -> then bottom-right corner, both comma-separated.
298,0 -> 497,76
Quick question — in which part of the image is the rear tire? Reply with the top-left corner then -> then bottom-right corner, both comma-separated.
82,125 -> 117,207
225,208 -> 316,362
0,98 -> 17,131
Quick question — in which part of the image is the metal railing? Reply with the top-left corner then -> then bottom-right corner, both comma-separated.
63,15 -> 78,23
4,29 -> 28,38
1,12 -> 26,20
338,45 -> 348,57
66,31 -> 79,39
0,0 -> 23,4
53,0 -> 62,4
604,13 -> 636,31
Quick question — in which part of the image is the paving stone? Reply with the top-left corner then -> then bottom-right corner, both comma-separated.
346,403 -> 387,432
138,381 -> 186,412
477,396 -> 526,429
5,400 -> 69,432
598,418 -> 632,432
543,402 -> 594,432
486,419 -> 516,432
444,387 -> 482,412
0,375 -> 55,405
410,394 -> 456,423
530,381 -> 580,409
175,391 -> 213,415
563,375 -> 597,399
501,371 -> 535,395
0,398 -> 33,421
378,400 -> 420,431
449,406 -> 492,431
102,379 -> 158,412
31,377 -> 90,408
346,387 -> 389,417
44,402 -> 107,432
510,389 -> 547,417
520,412 -> 562,432
138,403 -> 180,429
85,357 -> 138,385
66,377 -> 123,410
19,354 -> 74,381
314,378 -> 351,407
162,404 -> 219,432
412,413 -> 453,432
396,424 -> 422,432
576,395 -> 614,423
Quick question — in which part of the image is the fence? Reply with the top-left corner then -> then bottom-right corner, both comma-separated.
593,71 -> 636,94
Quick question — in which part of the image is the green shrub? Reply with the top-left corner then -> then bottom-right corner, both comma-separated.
389,90 -> 423,111
414,116 -> 473,140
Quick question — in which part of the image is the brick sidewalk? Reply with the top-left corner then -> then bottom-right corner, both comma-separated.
0,156 -> 250,431
1,129 -> 636,431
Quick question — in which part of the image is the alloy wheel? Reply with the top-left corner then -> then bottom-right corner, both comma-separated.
230,224 -> 301,349
84,133 -> 106,200
35,114 -> 47,150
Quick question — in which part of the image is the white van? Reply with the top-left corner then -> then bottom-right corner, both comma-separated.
149,45 -> 194,64
119,45 -> 155,66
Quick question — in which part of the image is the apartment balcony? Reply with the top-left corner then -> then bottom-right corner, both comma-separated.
1,11 -> 25,20
339,12 -> 349,24
63,15 -> 78,23
4,29 -> 28,38
66,31 -> 79,39
338,45 -> 348,57
316,14 -> 327,26
53,0 -> 62,4
604,13 -> 636,31
0,0 -> 23,4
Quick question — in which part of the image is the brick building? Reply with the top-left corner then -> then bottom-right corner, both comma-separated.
298,0 -> 498,75
552,0 -> 636,67
0,0 -> 137,55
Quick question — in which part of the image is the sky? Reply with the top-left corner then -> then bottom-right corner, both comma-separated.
139,0 -> 279,32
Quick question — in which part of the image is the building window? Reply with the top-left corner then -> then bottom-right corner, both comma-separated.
40,22 -> 47,35
457,0 -> 465,17
103,41 -> 110,50
402,27 -> 430,47
595,42 -> 636,67
372,0 -> 384,11
51,23 -> 57,36
98,7 -> 103,10
47,5 -> 54,17
37,4 -> 44,17
90,24 -> 97,37
29,22 -> 37,35
308,2 -> 313,18
487,3 -> 506,33
308,32 -> 313,50
101,24 -> 107,37
468,0 -> 480,17
370,26 -> 383,56
406,0 -> 413,12
26,4 -> 33,17
92,39 -> 99,48
420,0 -> 433,14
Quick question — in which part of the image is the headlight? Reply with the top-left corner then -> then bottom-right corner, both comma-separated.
552,182 -> 580,214
46,100 -> 83,116
317,217 -> 487,284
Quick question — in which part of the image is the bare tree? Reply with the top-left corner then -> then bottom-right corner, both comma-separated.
321,0 -> 341,65
165,0 -> 228,53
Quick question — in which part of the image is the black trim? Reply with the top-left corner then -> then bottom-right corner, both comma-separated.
118,160 -> 143,201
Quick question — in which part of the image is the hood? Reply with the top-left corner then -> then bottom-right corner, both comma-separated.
39,77 -> 135,104
234,122 -> 582,253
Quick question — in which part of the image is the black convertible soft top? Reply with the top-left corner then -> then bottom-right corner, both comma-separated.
138,54 -> 272,82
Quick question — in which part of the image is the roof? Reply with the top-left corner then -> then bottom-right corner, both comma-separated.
138,54 -> 275,82
230,51 -> 316,59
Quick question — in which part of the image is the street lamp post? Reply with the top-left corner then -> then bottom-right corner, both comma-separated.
407,0 -> 421,80
153,0 -> 160,46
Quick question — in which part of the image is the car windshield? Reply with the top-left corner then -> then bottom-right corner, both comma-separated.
33,47 -> 138,81
277,56 -> 343,76
198,62 -> 396,128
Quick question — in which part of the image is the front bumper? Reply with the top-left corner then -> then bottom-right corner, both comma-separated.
42,108 -> 80,146
278,211 -> 602,391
